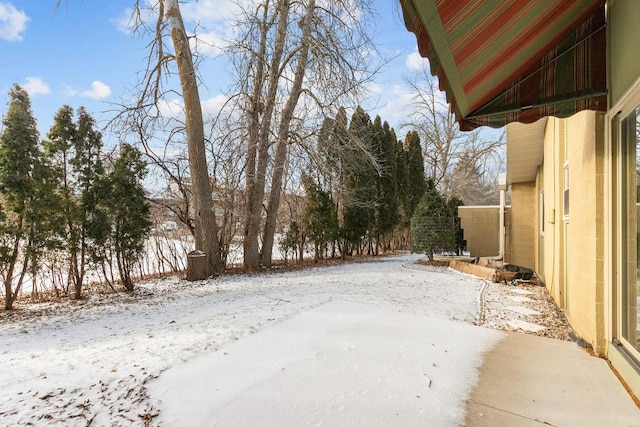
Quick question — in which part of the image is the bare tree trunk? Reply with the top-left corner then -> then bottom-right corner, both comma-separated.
244,0 -> 291,270
298,234 -> 305,264
242,1 -> 270,271
3,235 -> 21,310
262,0 -> 315,268
164,0 -> 220,274
14,246 -> 30,304
261,139 -> 288,268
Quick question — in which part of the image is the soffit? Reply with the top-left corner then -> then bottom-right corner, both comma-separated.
506,118 -> 547,184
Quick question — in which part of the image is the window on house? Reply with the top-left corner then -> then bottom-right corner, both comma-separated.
620,106 -> 640,355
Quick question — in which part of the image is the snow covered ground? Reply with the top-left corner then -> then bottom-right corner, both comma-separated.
0,254 -> 573,426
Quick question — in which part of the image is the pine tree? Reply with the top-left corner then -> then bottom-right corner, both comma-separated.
279,221 -> 304,265
103,144 -> 152,291
72,108 -> 105,296
395,138 -> 409,225
411,179 -> 462,260
27,154 -> 65,300
44,105 -> 80,296
325,107 -> 350,252
405,130 -> 427,217
0,85 -> 42,309
302,176 -> 339,262
342,106 -> 375,255
411,179 -> 445,260
44,106 -> 106,299
447,196 -> 466,255
373,119 -> 399,252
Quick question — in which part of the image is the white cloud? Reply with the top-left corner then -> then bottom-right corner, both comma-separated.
115,5 -> 156,35
0,2 -> 28,41
115,1 -> 238,35
369,84 -> 415,127
406,48 -> 425,71
62,85 -> 78,97
191,29 -> 231,56
181,0 -> 238,23
23,77 -> 50,96
80,81 -> 111,99
114,8 -> 134,34
202,94 -> 227,118
157,94 -> 228,121
157,98 -> 185,120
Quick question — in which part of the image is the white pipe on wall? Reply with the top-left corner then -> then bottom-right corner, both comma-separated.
498,173 -> 507,260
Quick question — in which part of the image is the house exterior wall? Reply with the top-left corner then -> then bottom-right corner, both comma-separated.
511,112 -> 605,353
563,111 -> 606,353
538,117 -> 564,305
506,182 -> 536,269
458,206 -> 511,258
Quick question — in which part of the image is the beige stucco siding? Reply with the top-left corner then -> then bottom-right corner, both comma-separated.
563,111 -> 605,353
539,118 -> 564,304
458,207 -> 500,257
512,112 -> 605,353
507,182 -> 536,269
458,206 -> 512,258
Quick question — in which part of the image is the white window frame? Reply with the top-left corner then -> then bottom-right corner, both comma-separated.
606,76 -> 640,363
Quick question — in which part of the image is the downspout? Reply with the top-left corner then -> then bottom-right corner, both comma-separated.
498,173 -> 507,260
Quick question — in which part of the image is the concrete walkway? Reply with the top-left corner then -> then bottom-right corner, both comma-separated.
149,300 -> 640,426
465,332 -> 640,426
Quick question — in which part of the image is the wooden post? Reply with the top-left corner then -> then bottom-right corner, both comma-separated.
186,250 -> 208,281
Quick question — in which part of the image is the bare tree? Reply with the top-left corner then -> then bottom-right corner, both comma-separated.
205,111 -> 246,266
228,0 -> 383,269
114,0 -> 221,274
404,67 -> 505,204
163,0 -> 221,273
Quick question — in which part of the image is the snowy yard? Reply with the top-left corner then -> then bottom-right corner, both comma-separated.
0,254 -> 573,426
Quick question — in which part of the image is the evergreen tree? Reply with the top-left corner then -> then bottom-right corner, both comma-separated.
279,221 -> 304,265
44,106 -> 105,299
342,106 -> 375,254
373,119 -> 399,252
411,179 -> 462,260
317,116 -> 336,187
0,85 -> 42,309
27,154 -> 65,299
44,106 -> 80,296
447,196 -> 466,255
103,144 -> 152,291
405,130 -> 427,217
395,138 -> 409,225
325,107 -> 350,255
302,176 -> 339,262
73,108 -> 106,295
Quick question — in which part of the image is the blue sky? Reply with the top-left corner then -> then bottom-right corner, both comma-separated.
0,0 -> 425,145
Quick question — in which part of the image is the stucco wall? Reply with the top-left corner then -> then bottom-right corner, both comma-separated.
458,206 -> 511,258
564,111 -> 605,353
507,183 -> 536,269
529,112 -> 605,353
539,118 -> 565,306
